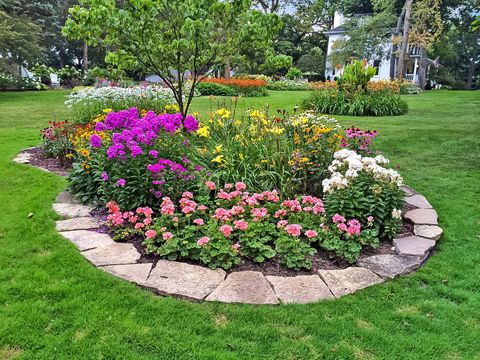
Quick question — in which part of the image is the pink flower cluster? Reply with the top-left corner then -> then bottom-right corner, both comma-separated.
106,201 -> 153,230
332,213 -> 362,236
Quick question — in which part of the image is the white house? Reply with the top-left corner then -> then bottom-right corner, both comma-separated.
324,12 -> 420,83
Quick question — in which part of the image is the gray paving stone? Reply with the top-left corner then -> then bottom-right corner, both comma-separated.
414,225 -> 443,240
206,271 -> 279,304
393,236 -> 436,256
357,254 -> 422,279
405,195 -> 432,209
81,242 -> 140,266
55,190 -> 79,204
145,260 -> 226,301
53,202 -> 92,218
102,263 -> 152,285
56,217 -> 100,231
400,185 -> 416,197
318,267 -> 384,298
13,153 -> 32,164
59,230 -> 114,251
266,275 -> 334,303
404,208 -> 438,225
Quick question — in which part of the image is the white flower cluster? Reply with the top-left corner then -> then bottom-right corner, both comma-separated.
287,111 -> 342,131
65,85 -> 176,109
322,149 -> 403,193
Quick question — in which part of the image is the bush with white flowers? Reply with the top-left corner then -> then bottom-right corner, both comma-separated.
323,149 -> 404,238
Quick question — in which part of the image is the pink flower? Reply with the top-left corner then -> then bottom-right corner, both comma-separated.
197,236 -> 210,246
367,216 -> 374,223
213,208 -> 232,221
234,220 -> 248,231
143,217 -> 152,225
193,218 -> 204,226
161,205 -> 175,216
277,220 -> 288,228
275,209 -> 287,218
135,222 -> 145,229
305,230 -> 318,238
172,217 -> 179,223
312,203 -> 325,214
145,229 -> 157,239
163,232 -> 173,240
332,214 -> 346,223
285,224 -> 302,237
251,207 -> 268,221
198,205 -> 208,211
230,205 -> 245,215
232,243 -> 241,252
219,224 -> 233,237
224,183 -> 233,190
129,215 -> 138,224
205,181 -> 216,190
347,219 -> 361,235
182,206 -> 195,215
281,199 -> 302,212
337,223 -> 348,231
235,182 -> 247,191
182,191 -> 193,199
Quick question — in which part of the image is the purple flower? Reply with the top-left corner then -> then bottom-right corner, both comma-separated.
90,134 -> 102,148
117,178 -> 126,187
183,115 -> 199,132
101,171 -> 109,181
149,150 -> 158,158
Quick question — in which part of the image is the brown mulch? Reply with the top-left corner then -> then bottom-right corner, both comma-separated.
24,147 -> 70,177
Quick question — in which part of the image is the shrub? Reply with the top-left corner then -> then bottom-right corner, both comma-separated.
266,79 -> 310,91
0,72 -> 45,90
196,82 -> 238,96
337,59 -> 377,89
40,121 -> 77,165
200,78 -> 268,97
302,85 -> 408,116
58,65 -> 83,88
285,67 -> 303,80
65,85 -> 176,123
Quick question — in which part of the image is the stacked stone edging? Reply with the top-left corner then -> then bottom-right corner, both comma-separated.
14,149 -> 443,305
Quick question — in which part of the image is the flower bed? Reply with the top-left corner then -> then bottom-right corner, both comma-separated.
199,78 -> 268,97
42,104 -> 408,271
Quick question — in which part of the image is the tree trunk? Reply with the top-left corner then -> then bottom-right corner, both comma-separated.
224,56 -> 231,79
466,34 -> 478,89
397,0 -> 413,79
83,41 -> 88,72
417,47 -> 427,89
390,6 -> 407,78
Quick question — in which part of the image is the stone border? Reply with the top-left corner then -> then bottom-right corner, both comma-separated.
14,149 -> 443,305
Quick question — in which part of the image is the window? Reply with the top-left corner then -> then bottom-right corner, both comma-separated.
373,60 -> 381,76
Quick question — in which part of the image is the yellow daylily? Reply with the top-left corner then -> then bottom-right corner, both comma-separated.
211,155 -> 224,163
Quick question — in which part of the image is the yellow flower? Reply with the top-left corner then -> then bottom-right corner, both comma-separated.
234,120 -> 241,127
268,127 -> 284,135
215,145 -> 223,153
197,125 -> 210,138
79,148 -> 90,157
239,153 -> 244,160
260,159 -> 268,163
211,155 -> 224,163
215,108 -> 231,119
103,108 -> 113,114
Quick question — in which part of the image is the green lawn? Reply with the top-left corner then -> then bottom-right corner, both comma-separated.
0,89 -> 479,359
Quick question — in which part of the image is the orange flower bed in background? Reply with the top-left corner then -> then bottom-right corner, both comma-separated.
201,77 -> 267,88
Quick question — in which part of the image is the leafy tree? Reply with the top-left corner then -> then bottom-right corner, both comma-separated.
63,0 -> 276,117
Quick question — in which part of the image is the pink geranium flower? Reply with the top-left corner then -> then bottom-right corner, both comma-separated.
193,218 -> 204,226
332,214 -> 346,223
285,224 -> 302,237
234,220 -> 248,231
163,232 -> 173,240
235,182 -> 247,191
305,230 -> 318,238
197,236 -> 210,246
277,220 -> 288,228
219,224 -> 233,237
232,243 -> 241,252
145,229 -> 157,239
182,191 -> 193,199
205,181 -> 216,190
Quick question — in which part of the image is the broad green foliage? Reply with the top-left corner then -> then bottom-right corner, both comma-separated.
337,60 -> 377,89
62,0 -> 278,117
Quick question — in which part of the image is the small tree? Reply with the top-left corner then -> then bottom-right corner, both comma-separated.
63,0 -> 277,117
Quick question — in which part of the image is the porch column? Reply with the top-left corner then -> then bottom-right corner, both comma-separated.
413,58 -> 418,83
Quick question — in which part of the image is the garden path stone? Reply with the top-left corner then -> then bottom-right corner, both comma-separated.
53,203 -> 92,218
318,268 -> 384,298
405,195 -> 432,209
414,225 -> 443,240
206,271 -> 279,304
102,263 -> 152,285
56,217 -> 100,231
357,254 -> 422,279
400,185 -> 416,197
81,242 -> 140,266
55,190 -> 79,204
59,230 -> 114,251
404,208 -> 438,225
265,275 -> 334,303
393,236 -> 435,256
145,260 -> 226,301
13,152 -> 31,164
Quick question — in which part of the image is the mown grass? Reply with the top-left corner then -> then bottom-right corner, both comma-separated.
0,89 -> 479,359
